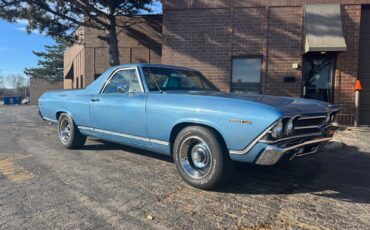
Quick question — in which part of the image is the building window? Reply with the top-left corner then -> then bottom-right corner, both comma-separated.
80,75 -> 84,88
231,57 -> 262,94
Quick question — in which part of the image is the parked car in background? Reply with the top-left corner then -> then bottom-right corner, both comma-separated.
39,64 -> 339,189
22,97 -> 30,105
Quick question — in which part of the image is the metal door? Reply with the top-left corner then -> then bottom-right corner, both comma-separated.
303,54 -> 336,103
89,68 -> 149,146
359,6 -> 370,125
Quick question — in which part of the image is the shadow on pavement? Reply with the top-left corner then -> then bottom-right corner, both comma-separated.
219,145 -> 370,204
82,139 -> 370,204
82,139 -> 173,163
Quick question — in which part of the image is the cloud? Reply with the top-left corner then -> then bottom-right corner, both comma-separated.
16,19 -> 28,25
16,26 -> 45,35
16,27 -> 27,32
15,20 -> 47,35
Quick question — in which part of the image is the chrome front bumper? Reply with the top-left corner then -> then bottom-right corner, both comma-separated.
255,137 -> 332,165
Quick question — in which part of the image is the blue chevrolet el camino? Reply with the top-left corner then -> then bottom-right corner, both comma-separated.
39,64 -> 339,189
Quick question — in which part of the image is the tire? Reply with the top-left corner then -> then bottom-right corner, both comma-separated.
57,113 -> 86,149
173,126 -> 233,190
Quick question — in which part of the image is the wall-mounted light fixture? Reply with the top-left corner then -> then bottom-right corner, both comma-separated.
292,63 -> 300,69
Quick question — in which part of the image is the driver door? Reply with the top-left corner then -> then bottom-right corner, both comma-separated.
89,67 -> 149,147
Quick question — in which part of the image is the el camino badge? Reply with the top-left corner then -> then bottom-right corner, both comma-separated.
229,119 -> 252,125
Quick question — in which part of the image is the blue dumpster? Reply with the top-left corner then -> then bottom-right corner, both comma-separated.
3,96 -> 21,105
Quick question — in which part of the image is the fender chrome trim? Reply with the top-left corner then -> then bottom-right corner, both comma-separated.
229,122 -> 277,155
78,126 -> 169,146
150,139 -> 170,146
42,117 -> 58,123
78,126 -> 94,131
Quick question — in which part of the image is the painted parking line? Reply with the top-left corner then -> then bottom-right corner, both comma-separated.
0,154 -> 34,182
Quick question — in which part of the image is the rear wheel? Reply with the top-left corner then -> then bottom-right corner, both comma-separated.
58,113 -> 86,149
173,126 -> 233,190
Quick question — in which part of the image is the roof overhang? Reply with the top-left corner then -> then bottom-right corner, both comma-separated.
304,4 -> 347,53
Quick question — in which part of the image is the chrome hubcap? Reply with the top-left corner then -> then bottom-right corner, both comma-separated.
179,136 -> 213,179
191,144 -> 209,169
59,118 -> 71,143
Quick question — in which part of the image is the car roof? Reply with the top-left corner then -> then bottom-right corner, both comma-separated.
84,64 -> 202,94
113,63 -> 198,72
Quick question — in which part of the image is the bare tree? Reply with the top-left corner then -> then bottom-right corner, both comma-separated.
0,71 -> 4,89
0,71 -> 4,98
7,74 -> 26,92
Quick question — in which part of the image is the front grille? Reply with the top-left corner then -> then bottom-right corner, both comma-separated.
260,111 -> 338,147
293,114 -> 327,136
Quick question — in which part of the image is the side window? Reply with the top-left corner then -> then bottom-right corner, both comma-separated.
103,69 -> 142,94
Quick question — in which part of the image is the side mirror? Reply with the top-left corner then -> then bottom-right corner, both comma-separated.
117,84 -> 128,93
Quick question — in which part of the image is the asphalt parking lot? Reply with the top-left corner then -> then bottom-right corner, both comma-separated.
0,106 -> 370,229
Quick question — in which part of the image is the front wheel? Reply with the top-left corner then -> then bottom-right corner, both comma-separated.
58,113 -> 86,149
173,126 -> 233,190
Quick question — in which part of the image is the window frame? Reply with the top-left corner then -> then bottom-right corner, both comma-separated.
100,67 -> 144,94
141,66 -> 219,92
230,56 -> 263,94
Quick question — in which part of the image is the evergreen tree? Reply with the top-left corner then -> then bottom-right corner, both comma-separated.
24,38 -> 69,83
0,0 -> 158,66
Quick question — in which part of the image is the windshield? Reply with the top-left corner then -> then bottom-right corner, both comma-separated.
142,67 -> 219,91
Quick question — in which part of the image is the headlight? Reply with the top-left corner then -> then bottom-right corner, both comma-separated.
284,119 -> 294,136
271,120 -> 284,138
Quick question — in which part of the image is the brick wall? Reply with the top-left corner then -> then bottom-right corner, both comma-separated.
164,0 -> 370,9
64,44 -> 84,89
163,8 -> 231,91
163,1 -> 370,124
83,15 -> 162,86
265,7 -> 303,97
64,15 -> 162,89
334,5 -> 362,124
162,6 -> 304,94
30,78 -> 63,105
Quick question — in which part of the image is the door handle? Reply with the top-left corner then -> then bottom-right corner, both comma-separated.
91,98 -> 100,102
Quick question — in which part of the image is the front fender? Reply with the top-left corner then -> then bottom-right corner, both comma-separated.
146,93 -> 282,152
172,118 -> 225,137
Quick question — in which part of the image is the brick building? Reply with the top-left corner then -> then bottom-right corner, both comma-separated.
64,15 -> 162,89
162,0 -> 370,125
63,2 -> 370,126
30,78 -> 63,105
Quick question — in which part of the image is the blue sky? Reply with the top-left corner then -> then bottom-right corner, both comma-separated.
0,1 -> 162,78
0,19 -> 55,76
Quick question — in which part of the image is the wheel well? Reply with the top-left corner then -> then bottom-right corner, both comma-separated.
56,111 -> 66,120
169,122 -> 228,155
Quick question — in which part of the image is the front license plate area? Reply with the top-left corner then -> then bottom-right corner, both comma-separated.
289,144 -> 321,160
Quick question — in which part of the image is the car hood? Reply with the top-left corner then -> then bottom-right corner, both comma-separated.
165,91 -> 338,116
